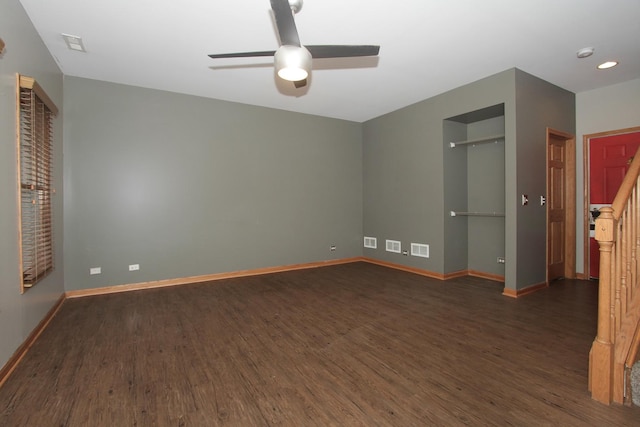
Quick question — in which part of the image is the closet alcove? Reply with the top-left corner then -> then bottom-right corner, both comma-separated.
443,103 -> 506,279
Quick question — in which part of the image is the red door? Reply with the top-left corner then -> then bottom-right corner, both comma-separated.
589,131 -> 640,277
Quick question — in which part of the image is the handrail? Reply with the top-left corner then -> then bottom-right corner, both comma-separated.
611,151 -> 640,218
589,145 -> 640,405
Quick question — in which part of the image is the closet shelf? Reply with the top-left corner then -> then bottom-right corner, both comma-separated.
449,134 -> 505,148
450,211 -> 505,217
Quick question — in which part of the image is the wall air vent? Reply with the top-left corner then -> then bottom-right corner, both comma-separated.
385,239 -> 401,253
411,243 -> 429,258
364,236 -> 377,249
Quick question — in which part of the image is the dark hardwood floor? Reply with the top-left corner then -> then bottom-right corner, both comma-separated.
1,262 -> 639,426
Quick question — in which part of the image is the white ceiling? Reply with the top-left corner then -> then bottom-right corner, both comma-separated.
19,0 -> 640,122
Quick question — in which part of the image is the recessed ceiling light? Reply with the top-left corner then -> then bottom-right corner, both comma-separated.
576,47 -> 594,58
62,33 -> 86,52
597,61 -> 618,70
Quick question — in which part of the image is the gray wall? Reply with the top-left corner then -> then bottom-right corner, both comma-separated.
362,70 -> 516,280
442,120 -> 468,273
363,68 -> 576,291
575,78 -> 640,275
514,69 -> 575,287
0,0 -> 64,368
63,77 -> 363,291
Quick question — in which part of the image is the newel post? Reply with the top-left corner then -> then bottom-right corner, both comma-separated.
590,206 -> 616,404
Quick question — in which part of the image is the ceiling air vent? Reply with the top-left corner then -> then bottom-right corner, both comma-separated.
62,33 -> 86,52
364,236 -> 377,249
385,239 -> 401,253
411,243 -> 429,258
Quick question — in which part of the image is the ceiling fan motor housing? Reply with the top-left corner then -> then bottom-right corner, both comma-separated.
208,0 -> 379,87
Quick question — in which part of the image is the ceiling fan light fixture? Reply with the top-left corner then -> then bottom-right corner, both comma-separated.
275,45 -> 311,81
288,0 -> 303,14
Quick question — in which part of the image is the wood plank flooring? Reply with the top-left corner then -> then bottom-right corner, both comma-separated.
1,262 -> 639,426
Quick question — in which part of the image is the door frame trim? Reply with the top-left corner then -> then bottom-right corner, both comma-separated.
546,128 -> 576,282
582,126 -> 640,277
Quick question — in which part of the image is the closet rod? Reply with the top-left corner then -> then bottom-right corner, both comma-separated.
450,211 -> 505,217
449,134 -> 505,148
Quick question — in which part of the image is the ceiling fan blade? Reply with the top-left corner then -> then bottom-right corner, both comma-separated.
305,45 -> 380,58
270,0 -> 301,47
208,50 -> 276,59
293,79 -> 307,88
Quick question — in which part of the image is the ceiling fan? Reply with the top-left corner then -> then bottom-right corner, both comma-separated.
208,0 -> 380,88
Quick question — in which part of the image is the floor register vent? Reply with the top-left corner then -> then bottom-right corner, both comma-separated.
386,239 -> 401,253
364,236 -> 377,249
411,243 -> 429,258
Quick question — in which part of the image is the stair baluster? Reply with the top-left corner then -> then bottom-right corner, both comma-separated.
589,146 -> 640,405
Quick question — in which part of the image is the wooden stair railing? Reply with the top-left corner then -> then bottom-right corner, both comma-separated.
589,146 -> 640,405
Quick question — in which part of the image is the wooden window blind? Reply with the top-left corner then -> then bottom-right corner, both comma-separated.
16,75 -> 58,292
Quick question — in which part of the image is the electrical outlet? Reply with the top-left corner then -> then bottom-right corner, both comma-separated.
497,257 -> 505,264
330,245 -> 336,251
90,267 -> 101,275
128,264 -> 140,271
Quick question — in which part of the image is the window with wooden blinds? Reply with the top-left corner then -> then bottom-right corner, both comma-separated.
16,75 -> 58,292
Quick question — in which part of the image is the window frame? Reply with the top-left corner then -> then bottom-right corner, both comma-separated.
16,74 -> 58,293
